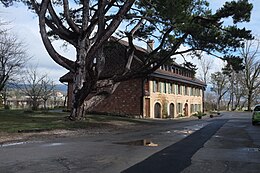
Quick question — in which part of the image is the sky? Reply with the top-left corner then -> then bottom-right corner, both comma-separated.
0,0 -> 259,84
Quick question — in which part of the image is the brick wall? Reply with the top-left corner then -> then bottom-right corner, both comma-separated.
90,79 -> 143,116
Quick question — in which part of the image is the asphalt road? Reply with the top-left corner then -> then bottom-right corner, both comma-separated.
0,112 -> 259,173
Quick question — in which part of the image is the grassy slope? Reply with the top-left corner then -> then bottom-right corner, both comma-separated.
0,109 -> 149,133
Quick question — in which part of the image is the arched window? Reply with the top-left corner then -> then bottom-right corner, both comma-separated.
169,103 -> 175,118
154,103 -> 161,118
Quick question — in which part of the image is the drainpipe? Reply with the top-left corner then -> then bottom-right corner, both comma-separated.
141,78 -> 145,118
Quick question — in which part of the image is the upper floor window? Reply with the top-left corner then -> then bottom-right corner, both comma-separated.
177,84 -> 182,95
168,83 -> 172,94
153,80 -> 160,93
184,86 -> 188,95
167,83 -> 175,94
163,82 -> 167,93
190,87 -> 195,96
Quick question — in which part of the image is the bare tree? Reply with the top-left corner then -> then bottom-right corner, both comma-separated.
239,39 -> 260,111
1,0 -> 253,119
233,72 -> 247,110
0,29 -> 28,92
211,71 -> 230,111
204,91 -> 217,111
21,67 -> 54,110
198,56 -> 213,84
41,80 -> 55,110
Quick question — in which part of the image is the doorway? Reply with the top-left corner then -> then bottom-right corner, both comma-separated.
169,103 -> 175,118
184,103 -> 188,116
154,103 -> 161,118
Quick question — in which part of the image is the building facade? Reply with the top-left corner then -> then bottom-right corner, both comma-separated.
60,38 -> 206,118
61,64 -> 205,118
143,67 -> 205,118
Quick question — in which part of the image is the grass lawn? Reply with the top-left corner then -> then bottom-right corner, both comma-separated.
0,109 -> 148,133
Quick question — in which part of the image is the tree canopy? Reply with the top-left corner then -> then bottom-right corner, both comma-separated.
0,0 -> 254,119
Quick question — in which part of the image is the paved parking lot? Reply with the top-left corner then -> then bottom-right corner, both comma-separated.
0,112 -> 259,173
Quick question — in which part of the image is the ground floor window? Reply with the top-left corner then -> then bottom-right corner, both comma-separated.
184,103 -> 188,116
190,104 -> 194,114
169,103 -> 175,118
177,103 -> 183,115
154,102 -> 161,118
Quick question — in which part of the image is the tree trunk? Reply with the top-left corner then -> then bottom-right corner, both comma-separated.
69,73 -> 92,120
43,99 -> 47,110
227,94 -> 231,111
32,98 -> 39,110
247,90 -> 253,111
234,93 -> 241,110
69,75 -> 120,120
217,97 -> 221,111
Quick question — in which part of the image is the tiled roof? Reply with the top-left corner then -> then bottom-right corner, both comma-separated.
109,37 -> 148,53
150,69 -> 206,88
59,37 -> 205,88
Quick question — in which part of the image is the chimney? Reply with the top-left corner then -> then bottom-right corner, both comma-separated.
147,39 -> 154,53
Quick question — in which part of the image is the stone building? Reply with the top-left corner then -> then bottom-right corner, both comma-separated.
60,38 -> 206,118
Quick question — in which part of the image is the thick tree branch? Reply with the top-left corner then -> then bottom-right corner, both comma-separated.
63,0 -> 80,33
37,0 -> 75,72
86,0 -> 135,68
82,0 -> 90,32
124,18 -> 145,73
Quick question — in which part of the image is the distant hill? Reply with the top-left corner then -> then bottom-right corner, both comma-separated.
6,83 -> 68,94
55,84 -> 67,94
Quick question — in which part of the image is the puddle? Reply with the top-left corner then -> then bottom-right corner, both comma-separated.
172,124 -> 206,136
173,129 -> 194,135
241,147 -> 260,152
161,130 -> 171,134
115,139 -> 158,147
41,143 -> 65,147
0,141 -> 43,147
213,135 -> 222,138
1,141 -> 28,147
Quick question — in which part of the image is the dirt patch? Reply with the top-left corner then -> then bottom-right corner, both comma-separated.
0,120 -> 145,144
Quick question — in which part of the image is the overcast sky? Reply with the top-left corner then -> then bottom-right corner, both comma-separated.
0,0 -> 259,84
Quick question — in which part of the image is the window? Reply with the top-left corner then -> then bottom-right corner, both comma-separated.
164,82 -> 167,93
172,84 -> 175,94
198,89 -> 202,96
198,104 -> 201,112
190,87 -> 196,96
195,88 -> 200,96
153,81 -> 157,93
177,103 -> 183,114
190,104 -> 194,113
168,83 -> 172,94
177,84 -> 182,95
184,86 -> 188,95
195,104 -> 198,112
158,81 -> 161,92
153,81 -> 162,93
